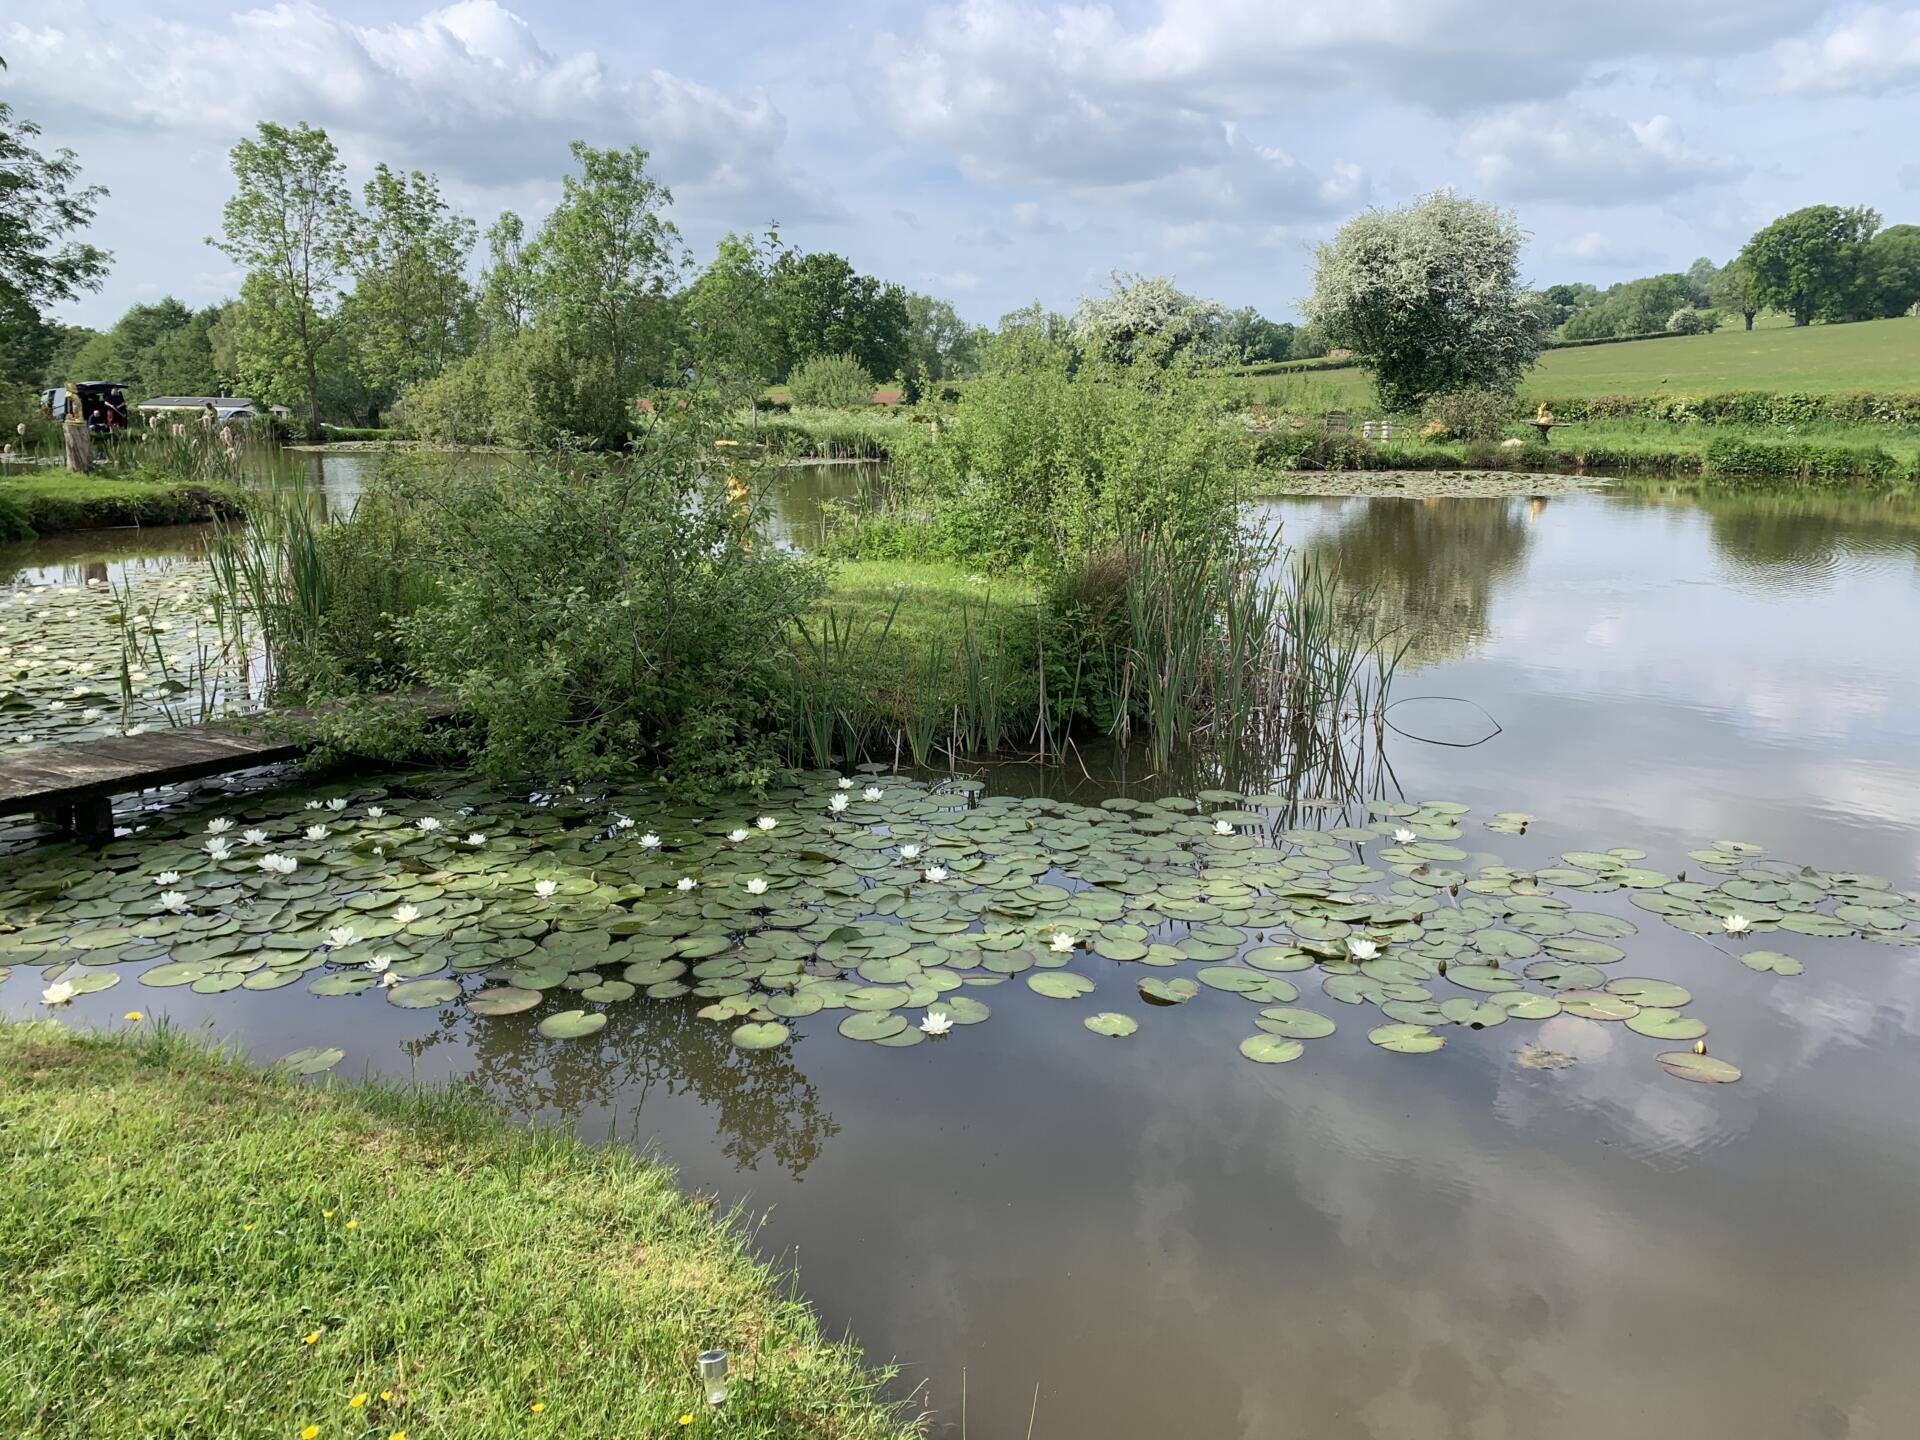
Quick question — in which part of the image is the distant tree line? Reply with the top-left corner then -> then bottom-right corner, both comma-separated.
1548,206 -> 1920,341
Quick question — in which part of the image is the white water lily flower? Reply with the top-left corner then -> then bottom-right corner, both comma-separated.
676,876 -> 698,892
206,818 -> 233,834
204,838 -> 231,862
745,877 -> 769,896
828,794 -> 849,814
304,800 -> 322,810
81,706 -> 103,722
327,926 -> 356,949
755,817 -> 777,832
1213,819 -> 1234,835
465,832 -> 486,847
727,827 -> 750,843
366,806 -> 386,819
393,904 -> 420,925
923,865 -> 949,883
1394,827 -> 1417,844
157,890 -> 190,914
42,980 -> 76,1006
241,828 -> 267,845
862,786 -> 884,802
153,871 -> 181,887
381,971 -> 400,988
899,844 -> 921,861
615,815 -> 636,830
1347,937 -> 1380,961
365,953 -> 392,974
1049,932 -> 1077,953
639,832 -> 662,849
416,816 -> 443,833
1723,913 -> 1752,936
259,853 -> 298,876
534,879 -> 558,900
837,777 -> 854,790
326,798 -> 348,812
920,1011 -> 953,1036
305,824 -> 328,841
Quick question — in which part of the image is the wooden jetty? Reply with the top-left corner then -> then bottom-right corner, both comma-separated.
0,695 -> 453,844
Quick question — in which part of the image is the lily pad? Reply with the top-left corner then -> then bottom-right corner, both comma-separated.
1658,1050 -> 1741,1084
387,977 -> 461,1009
1625,1008 -> 1707,1041
1255,1006 -> 1335,1038
1741,950 -> 1804,976
1368,1023 -> 1444,1054
1083,1011 -> 1138,1038
537,1008 -> 607,1040
1028,971 -> 1095,999
1138,976 -> 1199,1006
466,986 -> 542,1016
278,1046 -> 345,1075
839,1011 -> 908,1041
731,1021 -> 790,1050
1239,1033 -> 1304,1064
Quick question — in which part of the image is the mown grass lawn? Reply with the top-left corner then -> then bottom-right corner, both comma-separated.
0,1020 -> 914,1440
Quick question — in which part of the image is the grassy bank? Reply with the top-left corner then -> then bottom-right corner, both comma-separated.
0,468 -> 244,538
0,1020 -> 914,1440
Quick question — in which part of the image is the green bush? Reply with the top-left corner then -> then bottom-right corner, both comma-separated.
1420,389 -> 1513,441
786,353 -> 876,410
318,438 -> 828,795
1529,390 -> 1920,427
1701,435 -> 1907,482
0,495 -> 31,541
881,346 -> 1249,569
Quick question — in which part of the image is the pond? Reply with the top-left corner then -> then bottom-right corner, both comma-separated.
5,473 -> 1920,1438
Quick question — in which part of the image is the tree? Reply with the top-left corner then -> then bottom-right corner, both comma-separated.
1069,273 -> 1228,365
478,212 -> 535,343
1560,273 -> 1694,340
766,250 -> 909,384
210,121 -> 352,433
343,164 -> 476,415
1709,256 -> 1762,330
529,141 -> 686,423
1303,191 -> 1548,411
683,227 -> 788,409
69,298 -> 227,397
1739,205 -> 1879,326
0,56 -> 111,321
1540,283 -> 1600,330
1684,256 -> 1719,307
1864,224 -> 1920,318
1219,307 -> 1296,364
902,291 -> 981,387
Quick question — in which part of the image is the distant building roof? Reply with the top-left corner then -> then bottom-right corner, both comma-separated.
139,396 -> 264,410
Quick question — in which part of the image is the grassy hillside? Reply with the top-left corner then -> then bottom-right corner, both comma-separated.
1528,316 -> 1920,398
1240,316 -> 1920,413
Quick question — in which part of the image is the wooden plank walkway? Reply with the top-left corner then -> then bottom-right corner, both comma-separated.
0,693 -> 454,844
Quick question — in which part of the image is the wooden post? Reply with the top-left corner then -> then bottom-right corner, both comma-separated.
62,420 -> 94,474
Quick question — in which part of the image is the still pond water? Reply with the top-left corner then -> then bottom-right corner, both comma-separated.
5,465 -> 1920,1438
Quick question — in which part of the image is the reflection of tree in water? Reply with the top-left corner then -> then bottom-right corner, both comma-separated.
409,995 -> 840,1179
1298,497 -> 1534,667
1689,490 -> 1920,584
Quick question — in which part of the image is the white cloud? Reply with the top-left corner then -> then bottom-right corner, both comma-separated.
1,2 -> 831,219
1776,6 -> 1920,96
1457,106 -> 1743,204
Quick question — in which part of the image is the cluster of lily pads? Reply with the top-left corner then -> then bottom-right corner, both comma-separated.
4,769 -> 1916,1087
0,559 -> 252,749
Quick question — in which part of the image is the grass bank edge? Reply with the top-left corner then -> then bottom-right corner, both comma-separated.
0,1018 -> 921,1440
0,468 -> 245,538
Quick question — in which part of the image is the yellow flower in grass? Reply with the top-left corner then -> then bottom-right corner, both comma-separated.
243,1223 -> 255,1232
530,1402 -> 545,1413
344,1219 -> 358,1230
389,1432 -> 407,1440
379,1390 -> 393,1402
678,1416 -> 694,1426
300,1427 -> 319,1439
124,1011 -> 144,1021
302,1330 -> 322,1345
322,1209 -> 335,1219
349,1394 -> 368,1409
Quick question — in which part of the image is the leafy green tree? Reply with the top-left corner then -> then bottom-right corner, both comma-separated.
786,352 -> 874,409
1069,273 -> 1228,365
69,298 -> 228,397
1739,205 -> 1880,326
478,211 -> 535,343
1219,307 -> 1296,364
1683,256 -> 1720,307
1864,224 -> 1920,318
767,251 -> 909,384
528,142 -> 686,431
683,227 -> 788,409
1560,274 -> 1694,340
1304,191 -> 1547,410
0,55 -> 112,388
902,291 -> 981,387
210,121 -> 353,433
342,165 -> 476,415
1709,256 -> 1762,330
1540,283 -> 1600,330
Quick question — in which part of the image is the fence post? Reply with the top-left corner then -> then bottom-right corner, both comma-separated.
63,420 -> 94,473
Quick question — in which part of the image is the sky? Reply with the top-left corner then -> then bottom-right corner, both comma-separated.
6,0 -> 1920,330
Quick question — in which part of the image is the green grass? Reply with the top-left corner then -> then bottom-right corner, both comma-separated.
1233,316 -> 1920,414
0,1019 -> 915,1440
0,468 -> 243,536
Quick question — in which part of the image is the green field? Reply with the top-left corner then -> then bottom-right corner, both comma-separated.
1240,316 -> 1920,413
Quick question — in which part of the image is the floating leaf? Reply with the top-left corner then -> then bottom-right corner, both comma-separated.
537,1008 -> 607,1040
1368,1023 -> 1444,1054
1740,950 -> 1804,976
1605,977 -> 1691,1008
1083,1011 -> 1138,1038
387,977 -> 461,1009
279,1046 -> 344,1076
731,1021 -> 790,1050
839,1011 -> 907,1041
1658,1050 -> 1741,1084
1028,971 -> 1095,1000
466,986 -> 542,1016
1239,1034 -> 1304,1064
1255,1006 -> 1335,1039
1625,1008 -> 1707,1041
